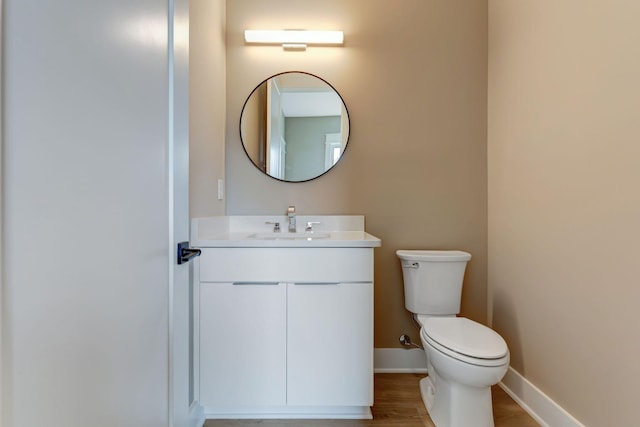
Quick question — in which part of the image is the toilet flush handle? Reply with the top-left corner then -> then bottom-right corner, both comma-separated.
403,262 -> 419,269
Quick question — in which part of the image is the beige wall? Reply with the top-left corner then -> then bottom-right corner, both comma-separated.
190,0 -> 226,217
488,1 -> 640,425
223,0 -> 488,347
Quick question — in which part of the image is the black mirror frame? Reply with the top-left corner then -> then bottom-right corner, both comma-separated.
239,71 -> 351,183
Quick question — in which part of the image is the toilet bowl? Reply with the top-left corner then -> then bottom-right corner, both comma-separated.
397,250 -> 510,427
418,316 -> 509,427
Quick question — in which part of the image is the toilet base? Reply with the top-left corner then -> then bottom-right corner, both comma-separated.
419,375 -> 495,427
419,376 -> 436,412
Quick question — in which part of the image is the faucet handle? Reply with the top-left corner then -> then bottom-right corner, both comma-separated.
305,221 -> 321,232
265,221 -> 280,232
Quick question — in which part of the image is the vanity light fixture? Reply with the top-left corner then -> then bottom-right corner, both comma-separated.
244,30 -> 344,50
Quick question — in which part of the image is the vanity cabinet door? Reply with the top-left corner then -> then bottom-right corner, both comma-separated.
199,282 -> 287,408
286,282 -> 373,406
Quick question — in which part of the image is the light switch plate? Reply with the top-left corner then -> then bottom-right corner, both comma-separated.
217,179 -> 224,200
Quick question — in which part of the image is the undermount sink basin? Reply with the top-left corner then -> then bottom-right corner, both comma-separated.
249,232 -> 331,240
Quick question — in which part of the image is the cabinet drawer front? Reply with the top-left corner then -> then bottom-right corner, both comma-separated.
199,248 -> 374,283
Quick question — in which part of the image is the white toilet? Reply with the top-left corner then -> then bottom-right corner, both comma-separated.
396,250 -> 509,427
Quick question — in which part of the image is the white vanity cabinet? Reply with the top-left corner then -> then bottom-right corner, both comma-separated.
195,246 -> 375,419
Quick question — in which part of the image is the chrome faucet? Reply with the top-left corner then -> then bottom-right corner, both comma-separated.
287,206 -> 296,232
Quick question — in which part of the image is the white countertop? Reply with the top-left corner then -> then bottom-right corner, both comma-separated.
191,216 -> 381,248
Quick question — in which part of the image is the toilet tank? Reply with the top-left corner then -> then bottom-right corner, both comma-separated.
396,250 -> 472,315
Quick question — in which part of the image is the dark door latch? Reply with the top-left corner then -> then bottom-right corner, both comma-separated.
177,241 -> 201,265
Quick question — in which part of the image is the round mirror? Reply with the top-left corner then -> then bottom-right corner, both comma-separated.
240,72 -> 350,182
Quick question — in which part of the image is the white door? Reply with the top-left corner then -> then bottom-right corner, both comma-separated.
1,1 -> 193,426
266,80 -> 286,180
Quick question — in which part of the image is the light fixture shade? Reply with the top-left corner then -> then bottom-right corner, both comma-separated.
244,30 -> 344,46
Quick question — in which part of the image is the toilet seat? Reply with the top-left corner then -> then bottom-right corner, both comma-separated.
421,317 -> 509,367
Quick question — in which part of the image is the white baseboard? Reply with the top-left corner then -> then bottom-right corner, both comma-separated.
499,367 -> 585,427
374,348 -> 428,373
204,405 -> 372,419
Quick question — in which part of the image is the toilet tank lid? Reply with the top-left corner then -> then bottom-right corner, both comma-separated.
396,250 -> 471,262
423,317 -> 508,359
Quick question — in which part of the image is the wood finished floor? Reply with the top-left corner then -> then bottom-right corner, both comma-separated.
204,373 -> 540,427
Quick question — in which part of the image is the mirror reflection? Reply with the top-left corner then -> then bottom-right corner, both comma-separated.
240,72 -> 350,182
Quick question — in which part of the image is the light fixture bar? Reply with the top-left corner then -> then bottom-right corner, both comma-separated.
244,30 -> 344,46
